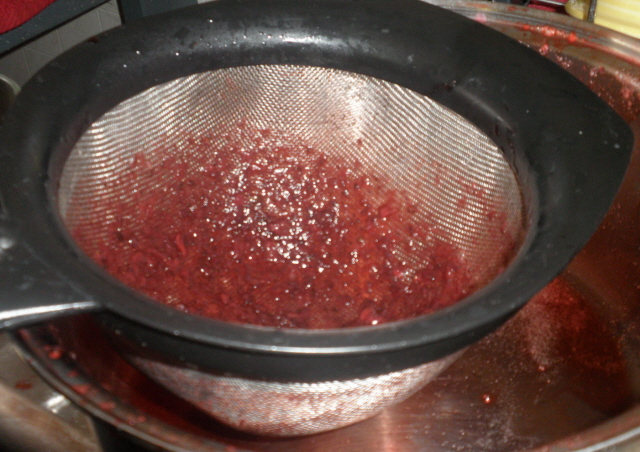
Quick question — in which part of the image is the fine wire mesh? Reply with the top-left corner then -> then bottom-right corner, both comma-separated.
132,351 -> 462,436
60,65 -> 525,286
58,65 -> 526,435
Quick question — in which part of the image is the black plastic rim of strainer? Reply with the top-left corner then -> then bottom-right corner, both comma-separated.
0,0 -> 633,382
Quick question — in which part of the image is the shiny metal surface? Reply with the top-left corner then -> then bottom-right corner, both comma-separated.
14,269 -> 639,452
0,74 -> 19,125
2,2 -> 640,451
0,333 -> 101,452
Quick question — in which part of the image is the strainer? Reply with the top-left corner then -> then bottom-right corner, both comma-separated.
63,65 -> 524,328
0,0 -> 632,437
59,63 -> 524,434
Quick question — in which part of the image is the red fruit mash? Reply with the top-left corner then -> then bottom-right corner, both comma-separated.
73,127 -> 473,329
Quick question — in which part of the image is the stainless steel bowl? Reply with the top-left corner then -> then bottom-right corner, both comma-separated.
8,2 -> 640,451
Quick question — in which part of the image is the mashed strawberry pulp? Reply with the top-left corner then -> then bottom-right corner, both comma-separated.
73,128 -> 473,329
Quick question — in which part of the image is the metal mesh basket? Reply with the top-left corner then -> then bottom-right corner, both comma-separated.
133,351 -> 462,436
58,65 -> 525,435
60,65 -> 524,286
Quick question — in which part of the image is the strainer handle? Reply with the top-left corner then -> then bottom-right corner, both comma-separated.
0,221 -> 100,330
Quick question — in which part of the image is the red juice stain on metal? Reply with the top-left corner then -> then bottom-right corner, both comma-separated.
99,401 -> 117,411
14,380 -> 33,390
527,278 -> 633,415
73,384 -> 91,395
47,347 -> 63,360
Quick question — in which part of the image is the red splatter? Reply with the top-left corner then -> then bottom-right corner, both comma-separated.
47,347 -> 63,360
14,380 -> 33,390
99,401 -> 116,411
539,25 -> 560,38
73,384 -> 91,395
539,43 -> 550,56
521,278 -> 633,414
126,414 -> 148,425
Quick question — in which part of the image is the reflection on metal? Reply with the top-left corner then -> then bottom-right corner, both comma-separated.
533,0 -> 567,6
0,384 -> 100,452
0,333 -> 101,452
0,73 -> 19,125
43,393 -> 72,414
0,302 -> 98,325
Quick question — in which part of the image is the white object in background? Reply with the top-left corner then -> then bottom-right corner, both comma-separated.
566,0 -> 640,39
